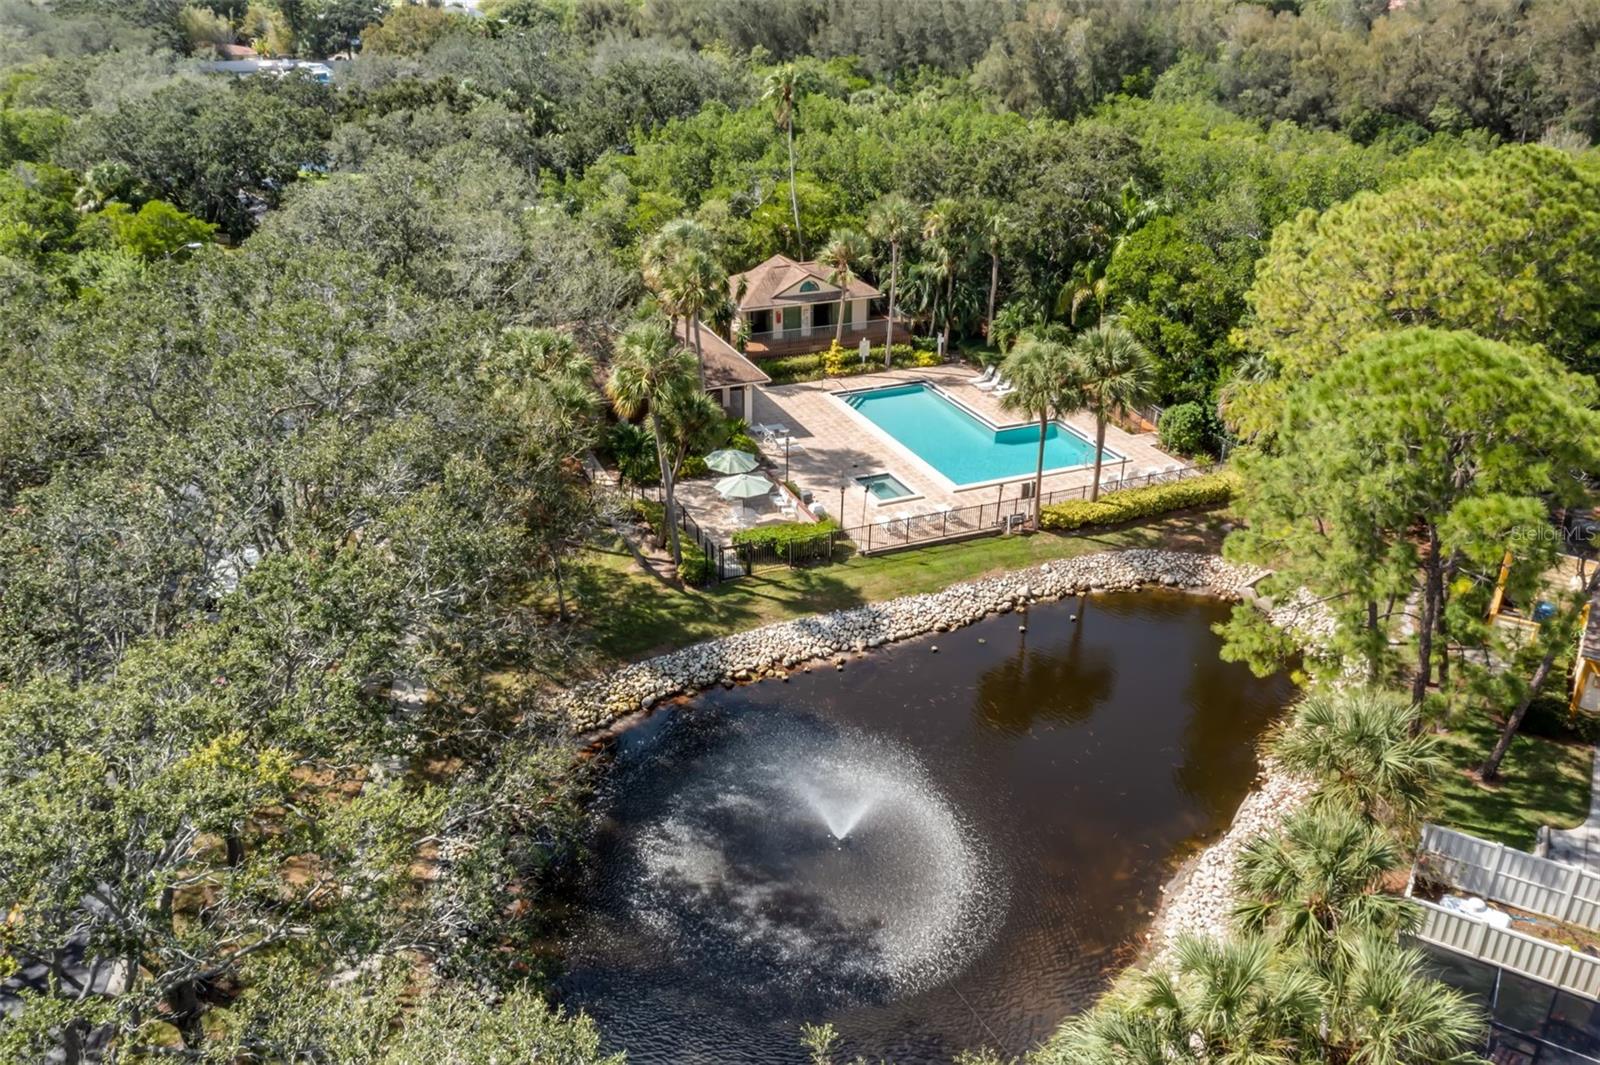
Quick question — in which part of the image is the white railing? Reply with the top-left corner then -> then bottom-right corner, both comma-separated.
1415,823 -> 1600,931
1409,898 -> 1600,998
745,318 -> 901,343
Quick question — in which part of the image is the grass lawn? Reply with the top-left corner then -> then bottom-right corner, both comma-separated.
1433,711 -> 1593,849
561,509 -> 1230,674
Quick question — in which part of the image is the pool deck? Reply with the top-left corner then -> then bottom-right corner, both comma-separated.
748,366 -> 1174,531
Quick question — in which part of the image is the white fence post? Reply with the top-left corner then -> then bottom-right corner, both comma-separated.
1491,840 -> 1510,880
1561,866 -> 1584,924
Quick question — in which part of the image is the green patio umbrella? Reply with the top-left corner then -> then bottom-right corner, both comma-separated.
715,472 -> 772,510
705,448 -> 759,475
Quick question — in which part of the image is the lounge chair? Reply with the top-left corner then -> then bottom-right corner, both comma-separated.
992,381 -> 1015,398
973,365 -> 997,386
977,373 -> 1007,393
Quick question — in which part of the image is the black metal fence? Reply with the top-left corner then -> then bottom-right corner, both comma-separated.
673,505 -> 841,586
838,461 -> 1217,555
608,460 -> 1217,578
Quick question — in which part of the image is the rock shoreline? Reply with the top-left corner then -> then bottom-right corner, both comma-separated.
557,548 -> 1329,735
555,547 -> 1335,968
1144,761 -> 1317,965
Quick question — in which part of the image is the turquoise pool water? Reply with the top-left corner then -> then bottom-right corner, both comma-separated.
844,382 -> 1111,486
856,472 -> 914,500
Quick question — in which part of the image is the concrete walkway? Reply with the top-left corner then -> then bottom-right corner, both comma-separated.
1543,747 -> 1600,868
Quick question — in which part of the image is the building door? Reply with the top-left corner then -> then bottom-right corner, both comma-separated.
782,305 -> 800,338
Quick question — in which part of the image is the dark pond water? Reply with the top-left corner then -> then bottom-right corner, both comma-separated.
558,590 -> 1296,1064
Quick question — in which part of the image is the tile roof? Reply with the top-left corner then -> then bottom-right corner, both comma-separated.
729,254 -> 881,310
674,319 -> 770,389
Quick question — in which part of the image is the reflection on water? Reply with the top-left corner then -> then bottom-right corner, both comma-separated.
559,590 -> 1297,1065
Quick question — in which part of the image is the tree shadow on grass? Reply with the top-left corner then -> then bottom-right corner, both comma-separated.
1434,714 -> 1593,848
567,546 -> 869,668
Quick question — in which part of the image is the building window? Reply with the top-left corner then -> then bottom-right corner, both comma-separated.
798,280 -> 819,293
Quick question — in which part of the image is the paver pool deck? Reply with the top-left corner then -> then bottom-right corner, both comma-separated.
747,365 -> 1173,532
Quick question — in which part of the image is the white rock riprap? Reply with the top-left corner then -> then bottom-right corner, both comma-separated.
555,548 -> 1332,734
1144,761 -> 1317,965
553,546 -> 1338,979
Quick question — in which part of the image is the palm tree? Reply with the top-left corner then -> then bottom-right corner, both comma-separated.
1233,806 -> 1412,968
1055,930 -> 1485,1064
1055,934 -> 1319,1063
641,217 -> 715,296
663,248 -> 723,391
981,204 -> 1012,342
1265,688 -> 1444,827
1320,934 -> 1487,1064
489,327 -> 596,432
605,320 -> 700,567
999,337 -> 1077,529
1058,179 -> 1164,326
1068,319 -> 1155,501
866,194 -> 918,367
762,64 -> 805,258
921,198 -> 963,352
817,228 -> 868,345
642,218 -> 721,389
486,328 -> 598,621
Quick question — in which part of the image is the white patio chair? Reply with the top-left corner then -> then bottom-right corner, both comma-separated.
974,365 -> 997,386
977,374 -> 1007,393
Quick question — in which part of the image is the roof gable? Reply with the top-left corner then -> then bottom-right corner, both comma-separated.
731,253 -> 882,309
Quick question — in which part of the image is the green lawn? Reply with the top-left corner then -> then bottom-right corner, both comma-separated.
1433,712 -> 1593,849
563,510 -> 1229,672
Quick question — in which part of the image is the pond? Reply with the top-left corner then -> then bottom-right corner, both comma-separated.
558,589 -> 1296,1064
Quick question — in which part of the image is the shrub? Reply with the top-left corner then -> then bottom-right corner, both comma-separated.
677,540 -> 710,585
763,353 -> 825,384
731,519 -> 839,549
1158,402 -> 1216,457
757,341 -> 939,384
821,340 -> 853,376
603,421 -> 659,486
625,497 -> 664,534
1039,470 -> 1236,531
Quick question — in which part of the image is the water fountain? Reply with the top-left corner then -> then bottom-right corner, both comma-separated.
560,591 -> 1298,1064
567,712 -> 1002,1023
799,772 -> 878,841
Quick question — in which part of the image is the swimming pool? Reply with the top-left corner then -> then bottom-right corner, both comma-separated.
842,382 -> 1113,487
856,472 -> 915,501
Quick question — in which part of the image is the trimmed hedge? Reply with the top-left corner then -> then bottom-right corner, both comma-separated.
1039,470 -> 1236,532
730,518 -> 839,549
761,341 -> 941,385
